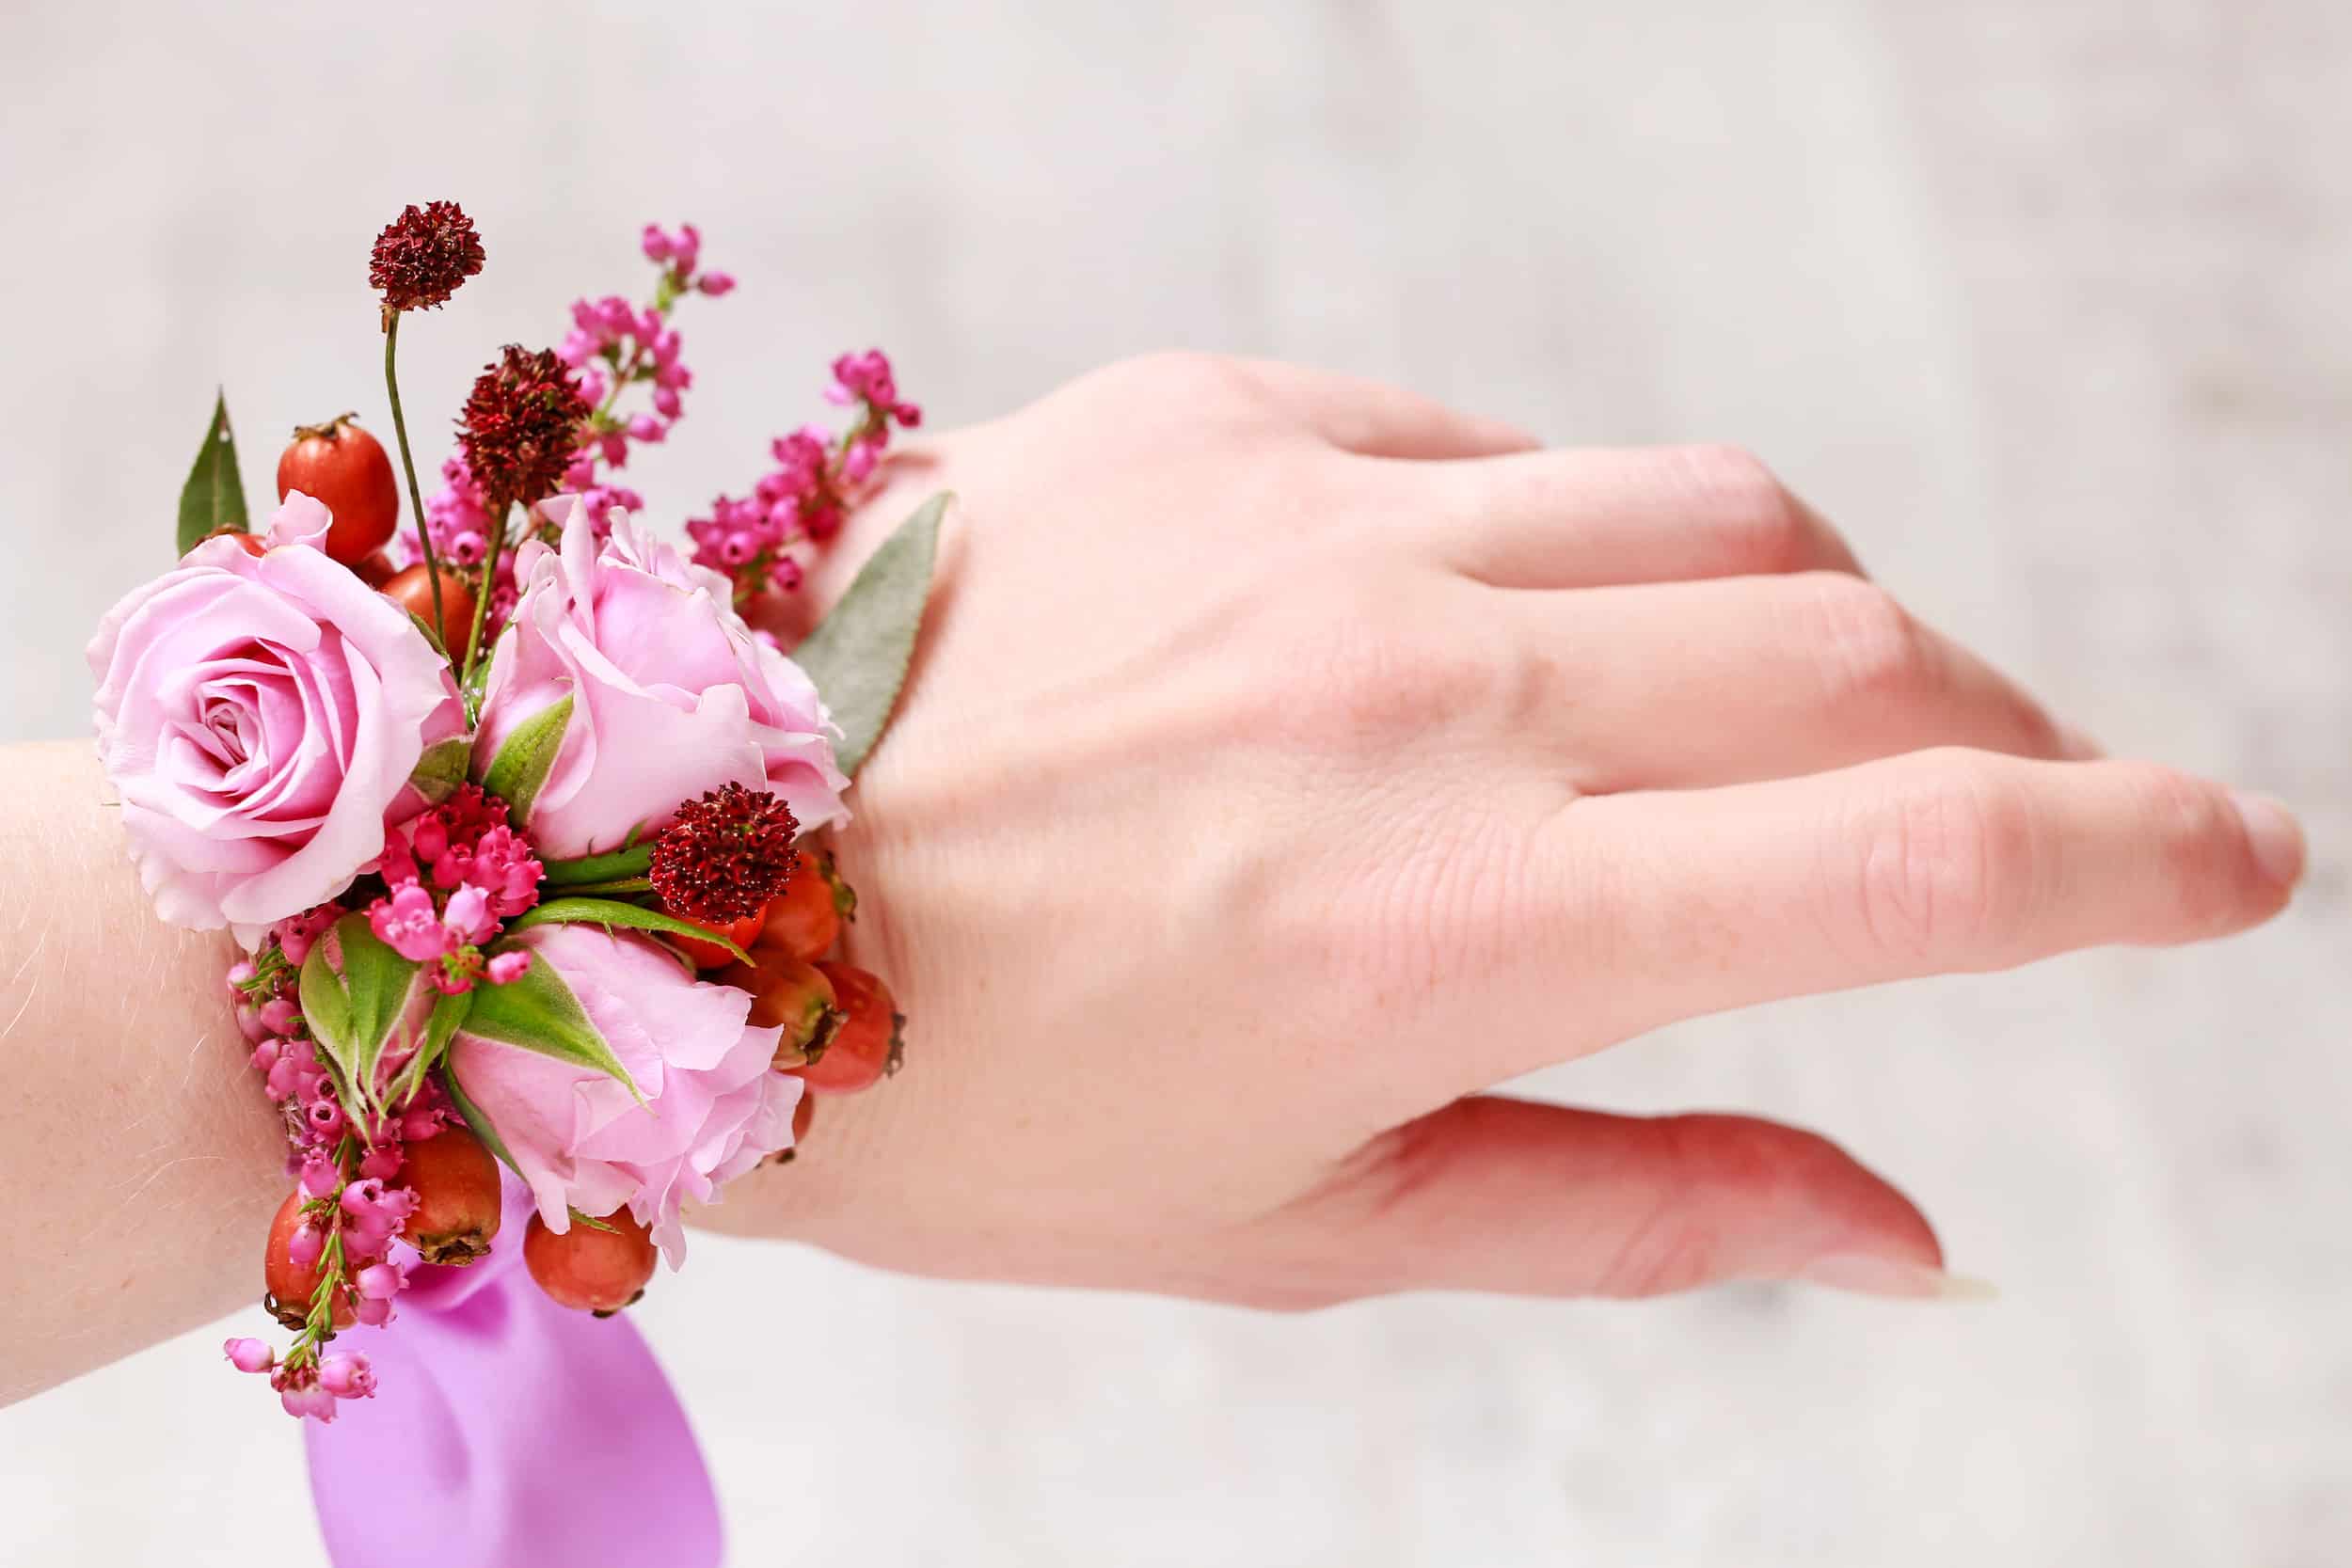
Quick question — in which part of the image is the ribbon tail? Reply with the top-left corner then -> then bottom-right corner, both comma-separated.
303,1189 -> 721,1568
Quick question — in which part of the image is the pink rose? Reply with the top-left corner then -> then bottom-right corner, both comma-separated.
87,497 -> 464,939
446,923 -> 801,1262
473,503 -> 847,859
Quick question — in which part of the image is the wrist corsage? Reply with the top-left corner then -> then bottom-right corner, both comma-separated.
86,201 -> 939,1567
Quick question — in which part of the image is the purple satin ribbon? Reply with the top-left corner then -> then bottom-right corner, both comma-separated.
305,1179 -> 722,1568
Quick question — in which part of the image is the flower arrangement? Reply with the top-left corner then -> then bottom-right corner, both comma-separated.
88,201 -> 940,1449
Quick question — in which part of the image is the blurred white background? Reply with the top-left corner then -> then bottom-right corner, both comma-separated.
3,2 -> 2347,1563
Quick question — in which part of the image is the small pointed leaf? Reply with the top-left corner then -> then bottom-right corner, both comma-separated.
440,1064 -> 523,1178
298,914 -> 423,1113
457,945 -> 642,1101
791,493 -> 946,776
505,896 -> 748,963
176,390 -> 250,555
387,988 -> 473,1110
476,691 -> 573,826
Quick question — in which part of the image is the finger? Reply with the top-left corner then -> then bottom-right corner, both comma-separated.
1239,359 -> 1541,459
1522,752 -> 2305,1057
1503,572 -> 2090,790
1286,1098 -> 1963,1301
1410,443 -> 1863,587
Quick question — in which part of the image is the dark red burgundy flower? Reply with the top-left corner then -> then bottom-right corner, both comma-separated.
370,201 -> 485,313
458,345 -> 590,509
650,784 -> 802,925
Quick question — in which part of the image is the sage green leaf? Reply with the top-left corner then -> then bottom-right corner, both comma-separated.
476,691 -> 573,826
176,390 -> 250,555
298,914 -> 423,1113
386,988 -> 473,1110
791,492 -> 946,776
542,842 -> 655,888
409,736 -> 472,807
441,1064 -> 522,1178
506,896 -> 748,964
458,946 -> 643,1102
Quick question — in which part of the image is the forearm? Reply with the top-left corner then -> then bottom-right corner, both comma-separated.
0,740 -> 284,1405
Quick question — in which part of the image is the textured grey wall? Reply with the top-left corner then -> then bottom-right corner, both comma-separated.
2,2 -> 2345,1563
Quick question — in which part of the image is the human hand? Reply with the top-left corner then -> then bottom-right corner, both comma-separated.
701,354 -> 2304,1304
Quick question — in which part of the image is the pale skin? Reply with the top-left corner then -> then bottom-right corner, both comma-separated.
0,354 -> 2304,1405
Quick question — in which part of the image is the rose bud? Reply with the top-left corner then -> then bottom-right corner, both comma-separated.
800,963 -> 900,1095
716,943 -> 839,1069
398,1125 -> 502,1264
264,1190 -> 353,1331
523,1209 -> 658,1315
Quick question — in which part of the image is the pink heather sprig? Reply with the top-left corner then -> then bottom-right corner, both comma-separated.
686,348 -> 921,603
549,222 -> 729,534
368,784 -> 543,995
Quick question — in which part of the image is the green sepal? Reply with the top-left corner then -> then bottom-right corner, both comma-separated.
476,691 -> 573,826
567,1207 -> 619,1234
792,492 -> 946,776
440,1064 -> 523,1178
458,943 -> 644,1103
506,896 -> 749,965
176,390 -> 250,555
409,736 -> 472,807
385,988 -> 473,1110
297,914 -> 424,1115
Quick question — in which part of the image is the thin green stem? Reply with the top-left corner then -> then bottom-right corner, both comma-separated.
459,499 -> 510,690
383,312 -> 449,656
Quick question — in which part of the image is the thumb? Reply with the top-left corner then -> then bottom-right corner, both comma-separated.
1288,1097 -> 1981,1302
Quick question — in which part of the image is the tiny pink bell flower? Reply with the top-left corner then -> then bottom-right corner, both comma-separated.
318,1354 -> 377,1400
223,1338 -> 275,1373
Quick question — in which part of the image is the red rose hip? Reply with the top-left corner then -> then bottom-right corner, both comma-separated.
524,1209 -> 659,1314
400,1125 -> 502,1264
799,962 -> 900,1094
277,414 -> 399,565
761,857 -> 845,962
263,1189 -> 354,1331
718,943 -> 839,1068
380,562 -> 476,653
671,901 -> 768,971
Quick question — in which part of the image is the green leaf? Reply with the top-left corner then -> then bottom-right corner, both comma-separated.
440,1064 -> 522,1178
176,390 -> 250,555
298,914 -> 423,1113
409,736 -> 472,807
476,691 -> 573,826
458,947 -> 643,1102
506,896 -> 748,964
792,492 -> 946,776
542,842 -> 655,888
386,988 -> 473,1110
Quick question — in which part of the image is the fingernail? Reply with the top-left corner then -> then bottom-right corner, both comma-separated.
2058,724 -> 2105,760
1796,1254 -> 1999,1303
2230,790 -> 2306,887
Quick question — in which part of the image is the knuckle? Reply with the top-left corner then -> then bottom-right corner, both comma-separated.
1849,760 -> 2033,958
1090,350 -> 1265,408
1673,444 -> 1807,569
2115,762 -> 2244,930
1285,604 -> 1495,749
1806,575 -> 1934,705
